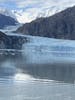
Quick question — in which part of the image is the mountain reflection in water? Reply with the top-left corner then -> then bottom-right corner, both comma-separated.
0,50 -> 75,84
0,49 -> 75,100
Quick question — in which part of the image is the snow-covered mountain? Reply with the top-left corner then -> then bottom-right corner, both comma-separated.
0,8 -> 16,20
0,8 -> 18,29
12,2 -> 75,23
0,1 -> 75,24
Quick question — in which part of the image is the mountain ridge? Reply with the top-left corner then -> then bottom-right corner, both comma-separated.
0,13 -> 18,29
16,6 -> 75,40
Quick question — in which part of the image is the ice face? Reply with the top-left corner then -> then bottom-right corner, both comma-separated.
22,36 -> 75,64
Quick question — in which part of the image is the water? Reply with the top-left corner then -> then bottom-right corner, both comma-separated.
0,48 -> 75,100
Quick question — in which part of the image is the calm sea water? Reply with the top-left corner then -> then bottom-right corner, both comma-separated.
0,49 -> 75,100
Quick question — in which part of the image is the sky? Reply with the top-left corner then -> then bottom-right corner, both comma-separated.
0,0 -> 75,10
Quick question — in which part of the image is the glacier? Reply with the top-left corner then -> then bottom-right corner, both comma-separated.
21,35 -> 75,64
1,25 -> 75,64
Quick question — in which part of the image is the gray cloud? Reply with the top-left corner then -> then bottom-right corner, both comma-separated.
14,0 -> 75,10
0,0 -> 75,9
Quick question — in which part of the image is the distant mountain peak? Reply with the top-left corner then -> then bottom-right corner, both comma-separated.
0,7 -> 16,19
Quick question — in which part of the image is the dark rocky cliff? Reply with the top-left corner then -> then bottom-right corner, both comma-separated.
16,6 -> 75,40
0,14 -> 18,29
0,31 -> 27,49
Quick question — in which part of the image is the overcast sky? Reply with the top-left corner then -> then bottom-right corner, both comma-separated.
0,0 -> 75,10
